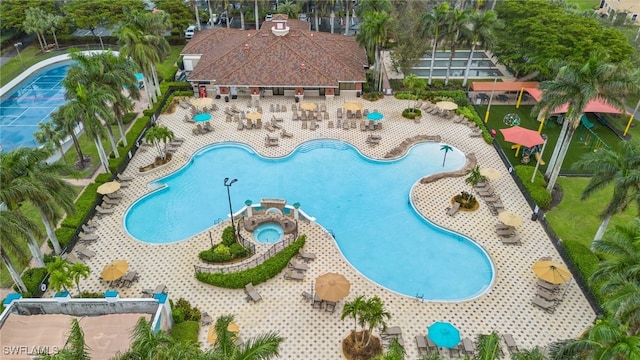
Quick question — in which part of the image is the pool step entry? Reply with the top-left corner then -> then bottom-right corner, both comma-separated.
297,140 -> 349,153
328,229 -> 335,239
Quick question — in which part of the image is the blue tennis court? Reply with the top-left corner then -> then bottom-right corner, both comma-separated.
0,61 -> 70,151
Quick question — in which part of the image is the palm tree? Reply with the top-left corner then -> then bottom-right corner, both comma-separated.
511,347 -> 546,360
342,294 -> 367,341
590,219 -> 640,334
116,317 -> 181,358
0,147 -> 75,256
0,210 -> 36,293
34,121 -> 66,164
548,317 -> 640,359
420,3 -> 450,86
373,337 -> 405,360
355,0 -> 393,17
277,1 -> 299,19
46,257 -> 73,294
201,314 -> 283,359
23,7 -> 48,52
461,10 -> 500,87
45,12 -> 62,49
402,73 -> 426,104
50,106 -> 87,168
475,332 -> 502,360
144,125 -> 174,161
36,319 -> 90,359
465,165 -> 487,187
443,8 -> 470,87
534,58 -> 638,193
440,144 -> 453,167
572,141 -> 640,245
63,82 -> 115,173
68,262 -> 91,297
362,296 -> 391,346
357,10 -> 391,92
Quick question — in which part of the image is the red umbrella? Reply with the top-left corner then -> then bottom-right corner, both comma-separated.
499,126 -> 545,148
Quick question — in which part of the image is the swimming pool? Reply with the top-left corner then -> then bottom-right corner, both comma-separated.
124,140 -> 494,301
0,61 -> 70,150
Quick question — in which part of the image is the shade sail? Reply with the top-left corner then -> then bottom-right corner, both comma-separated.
525,88 -> 628,115
471,81 -> 540,92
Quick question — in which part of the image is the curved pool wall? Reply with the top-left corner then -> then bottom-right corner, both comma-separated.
124,140 -> 495,301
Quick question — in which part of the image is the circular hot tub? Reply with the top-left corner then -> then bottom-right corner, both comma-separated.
253,222 -> 284,244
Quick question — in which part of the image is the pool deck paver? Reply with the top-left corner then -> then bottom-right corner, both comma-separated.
65,94 -> 594,359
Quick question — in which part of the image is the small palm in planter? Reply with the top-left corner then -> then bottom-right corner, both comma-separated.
453,191 -> 479,210
465,165 -> 488,188
140,125 -> 174,171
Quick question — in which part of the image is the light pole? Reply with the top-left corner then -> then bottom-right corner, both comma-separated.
14,42 -> 24,67
224,177 -> 238,240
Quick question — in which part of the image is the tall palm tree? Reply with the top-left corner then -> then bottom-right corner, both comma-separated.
590,219 -> 640,334
36,319 -> 90,360
46,257 -> 73,294
355,0 -> 393,17
443,7 -> 470,86
277,1 -> 299,19
34,121 -> 66,164
116,317 -> 181,358
50,106 -> 86,168
0,210 -> 36,293
461,10 -> 500,87
572,141 -> 640,245
342,294 -> 367,341
63,82 -> 115,173
0,147 -> 75,257
548,317 -> 640,359
534,58 -> 638,193
420,3 -> 450,86
202,314 -> 283,359
357,10 -> 391,92
45,12 -> 62,49
68,262 -> 91,297
23,7 -> 48,52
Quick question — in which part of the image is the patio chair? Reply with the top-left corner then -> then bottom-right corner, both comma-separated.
415,335 -> 430,355
301,121 -> 308,130
532,295 -> 558,313
284,269 -> 305,281
256,118 -> 263,129
537,279 -> 561,292
302,291 -> 313,302
325,301 -> 336,313
537,287 -> 562,302
502,334 -> 519,353
203,122 -> 214,132
266,122 -> 276,132
447,202 -> 461,216
309,119 -> 317,130
328,121 -> 334,128
237,121 -> 244,131
351,119 -> 357,128
360,121 -> 367,131
201,312 -> 213,326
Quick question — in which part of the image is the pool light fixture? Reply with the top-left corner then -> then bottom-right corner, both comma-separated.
224,178 -> 238,240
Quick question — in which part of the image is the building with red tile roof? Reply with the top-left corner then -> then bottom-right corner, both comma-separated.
181,14 -> 368,100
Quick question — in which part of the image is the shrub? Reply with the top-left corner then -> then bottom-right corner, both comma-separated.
199,244 -> 232,263
401,108 -> 422,119
79,291 -> 104,298
196,235 -> 306,288
172,298 -> 201,323
394,92 -> 417,100
94,173 -> 112,184
426,90 -> 470,107
54,227 -> 75,249
170,321 -> 200,344
453,191 -> 478,209
222,226 -> 235,246
122,112 -> 137,124
562,240 -> 600,283
19,268 -> 48,297
172,307 -> 185,324
58,183 -> 100,230
229,243 -> 249,258
514,165 -> 552,209
457,106 -> 493,144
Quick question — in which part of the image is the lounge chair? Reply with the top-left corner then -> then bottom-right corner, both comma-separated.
193,124 -> 205,135
103,197 -> 120,206
266,122 -> 275,132
298,252 -> 316,262
203,122 -> 214,132
78,232 -> 98,242
256,119 -> 263,129
462,338 -> 476,355
237,121 -> 244,131
281,129 -> 293,138
288,260 -> 308,271
75,244 -> 96,260
415,335 -> 430,355
284,269 -> 305,281
537,287 -> 562,302
117,174 -> 134,182
95,205 -> 114,215
106,192 -> 122,200
532,295 -> 557,313
301,121 -> 308,130
309,119 -> 317,130
502,334 -> 519,353
201,312 -> 213,326
244,283 -> 262,302
496,228 -> 516,237
537,279 -> 560,292
343,119 -> 350,130
82,224 -> 96,233
271,121 -> 282,130
360,121 -> 367,131
63,252 -> 83,264
328,121 -> 334,128
366,138 -> 380,146
447,201 -> 461,216
500,236 -> 521,245
381,326 -> 402,338
154,284 -> 167,294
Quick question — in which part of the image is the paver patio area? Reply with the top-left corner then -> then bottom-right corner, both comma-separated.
69,94 -> 595,359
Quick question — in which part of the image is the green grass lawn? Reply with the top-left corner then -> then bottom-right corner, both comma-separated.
566,0 -> 599,11
477,104 -> 638,174
0,44 -> 60,87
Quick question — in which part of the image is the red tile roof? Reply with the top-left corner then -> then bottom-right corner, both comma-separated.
181,19 -> 367,88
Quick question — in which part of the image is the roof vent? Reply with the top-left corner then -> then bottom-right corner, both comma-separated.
301,63 -> 306,73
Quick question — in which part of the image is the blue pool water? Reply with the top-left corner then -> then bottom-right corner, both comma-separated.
124,140 -> 494,301
253,223 -> 284,243
0,61 -> 70,150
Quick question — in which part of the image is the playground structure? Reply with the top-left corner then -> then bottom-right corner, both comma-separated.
577,114 -> 611,152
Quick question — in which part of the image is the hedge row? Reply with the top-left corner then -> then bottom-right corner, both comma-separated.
54,35 -> 187,48
457,106 -> 493,144
196,235 -> 306,289
170,321 -> 200,344
19,268 -> 48,298
514,165 -> 552,210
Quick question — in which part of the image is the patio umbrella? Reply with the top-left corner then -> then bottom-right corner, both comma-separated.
315,273 -> 350,302
435,101 -> 458,111
208,322 -> 240,344
343,101 -> 364,111
499,126 -> 545,148
227,322 -> 240,333
479,168 -> 502,180
300,102 -> 317,111
97,181 -> 121,195
101,260 -> 129,282
498,211 -> 523,227
532,260 -> 572,285
428,322 -> 461,349
366,111 -> 383,121
246,112 -> 262,120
